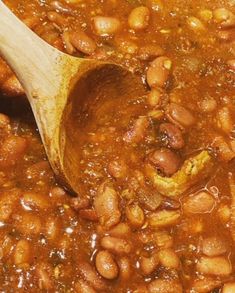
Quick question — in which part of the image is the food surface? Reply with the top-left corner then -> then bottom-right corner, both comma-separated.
0,0 -> 235,292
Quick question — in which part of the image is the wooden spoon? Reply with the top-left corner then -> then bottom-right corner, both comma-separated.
0,1 -> 145,194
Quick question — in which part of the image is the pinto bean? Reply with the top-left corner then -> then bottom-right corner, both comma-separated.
217,107 -> 234,135
154,230 -> 173,248
126,203 -> 145,228
202,236 -> 227,256
148,148 -> 181,176
148,279 -> 183,293
47,11 -> 66,27
106,222 -> 131,238
147,56 -> 172,88
15,212 -> 42,236
67,30 -> 96,55
77,261 -> 106,291
108,159 -> 127,179
187,16 -> 205,31
123,116 -> 149,144
166,103 -> 196,128
158,248 -> 180,269
117,257 -> 131,280
95,250 -> 119,280
192,277 -> 222,293
227,59 -> 235,71
21,191 -> 50,210
148,210 -> 181,228
223,282 -> 235,293
14,239 -> 31,265
0,113 -> 10,129
128,6 -> 150,30
0,136 -> 28,168
36,262 -> 54,290
159,123 -> 184,149
139,253 -> 159,275
44,217 -> 61,241
93,16 -> 121,36
100,236 -> 132,255
0,189 -> 20,221
147,88 -> 163,107
213,8 -> 235,29
137,187 -> 162,211
196,256 -> 232,276
75,280 -> 97,293
183,191 -> 215,214
79,208 -> 98,221
199,97 -> 217,113
94,181 -> 121,229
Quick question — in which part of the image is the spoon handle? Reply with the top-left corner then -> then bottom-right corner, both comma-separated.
0,1 -> 62,98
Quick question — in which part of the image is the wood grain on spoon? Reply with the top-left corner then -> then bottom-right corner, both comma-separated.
0,1 -> 145,194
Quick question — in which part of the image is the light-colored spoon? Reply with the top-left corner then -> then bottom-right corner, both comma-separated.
0,1 -> 145,194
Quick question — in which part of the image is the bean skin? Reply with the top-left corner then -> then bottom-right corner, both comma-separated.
108,159 -> 127,179
14,239 -> 31,265
223,282 -> 235,293
117,257 -> 131,280
126,203 -> 145,228
202,236 -> 227,256
159,123 -> 184,149
100,236 -> 132,255
196,256 -> 232,276
67,30 -> 96,55
128,6 -> 150,31
148,279 -> 183,293
139,253 -> 159,275
148,148 -> 181,176
75,280 -> 97,293
166,103 -> 196,128
183,191 -> 215,214
158,248 -> 180,269
95,250 -> 119,280
93,16 -> 121,36
123,116 -> 149,144
147,56 -> 172,88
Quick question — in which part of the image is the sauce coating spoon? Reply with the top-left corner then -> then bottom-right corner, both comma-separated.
0,1 -> 144,194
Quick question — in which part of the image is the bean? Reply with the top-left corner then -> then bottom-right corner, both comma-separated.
159,123 -> 184,149
212,136 -> 235,162
166,103 -> 196,128
26,161 -> 52,181
148,210 -> 181,228
123,116 -> 149,144
1,75 -> 24,96
187,16 -> 205,31
95,250 -> 119,280
77,261 -> 106,291
94,181 -> 121,229
199,97 -> 217,113
36,262 -> 53,290
202,236 -> 227,256
158,248 -> 180,269
218,203 -> 230,224
192,277 -> 222,293
116,38 -> 138,54
147,88 -> 163,107
47,11 -> 66,27
49,1 -> 72,14
0,113 -> 10,129
117,257 -> 131,280
196,256 -> 232,276
217,107 -> 234,134
108,159 -> 127,179
128,6 -> 150,31
138,45 -> 164,61
79,208 -> 98,221
14,239 -> 31,265
213,8 -> 235,28
44,217 -> 61,241
106,222 -> 131,238
137,187 -> 162,211
223,282 -> 235,293
0,188 -> 20,221
139,253 -> 159,275
199,9 -> 213,22
126,203 -> 145,228
147,56 -> 172,88
93,16 -> 121,36
15,212 -> 42,236
154,230 -> 173,248
183,191 -> 215,214
148,279 -> 183,293
148,148 -> 181,176
75,280 -> 97,293
67,30 -> 96,55
146,0 -> 164,12
227,59 -> 235,71
70,195 -> 90,211
0,136 -> 28,168
21,191 -> 50,210
100,236 -> 132,255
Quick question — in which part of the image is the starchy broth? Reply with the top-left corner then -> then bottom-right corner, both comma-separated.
0,0 -> 235,292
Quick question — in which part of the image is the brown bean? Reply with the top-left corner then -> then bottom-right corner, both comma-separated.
94,181 -> 121,229
0,113 -> 10,129
202,236 -> 227,256
106,222 -> 131,238
217,107 -> 234,134
79,208 -> 98,221
223,282 -> 235,293
100,236 -> 132,255
47,11 -> 66,27
128,6 -> 150,30
148,148 -> 181,176
137,187 -> 162,211
159,123 -> 184,149
187,16 -> 205,31
199,97 -> 217,113
75,280 -> 97,293
158,248 -> 180,269
21,191 -> 50,210
36,262 -> 53,290
192,277 -> 222,293
14,239 -> 31,265
148,210 -> 181,228
123,116 -> 149,144
138,45 -> 164,61
148,279 -> 183,293
227,59 -> 235,71
139,253 -> 159,275
95,250 -> 119,280
126,203 -> 145,228
147,56 -> 172,88
196,256 -> 232,276
15,212 -> 42,236
1,75 -> 24,96
67,31 -> 96,55
0,136 -> 28,168
70,196 -> 90,211
49,1 -> 72,14
93,16 -> 121,36
108,159 -> 127,179
212,136 -> 235,162
166,103 -> 196,128
183,191 -> 215,214
154,230 -> 173,248
146,88 -> 163,107
117,257 -> 131,280
44,217 -> 61,241
77,261 -> 106,291
0,188 -> 20,221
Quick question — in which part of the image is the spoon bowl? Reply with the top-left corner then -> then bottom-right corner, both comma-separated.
0,1 -> 145,194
